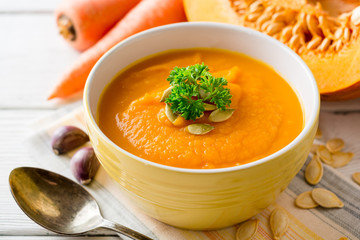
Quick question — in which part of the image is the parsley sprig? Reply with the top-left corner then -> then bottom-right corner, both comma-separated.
165,64 -> 232,121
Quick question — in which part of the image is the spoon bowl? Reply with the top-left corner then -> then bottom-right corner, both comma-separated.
9,167 -> 152,240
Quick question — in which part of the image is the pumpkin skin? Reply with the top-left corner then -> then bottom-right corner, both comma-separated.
183,0 -> 360,101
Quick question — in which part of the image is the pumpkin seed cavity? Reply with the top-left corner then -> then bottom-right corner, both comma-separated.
230,1 -> 360,54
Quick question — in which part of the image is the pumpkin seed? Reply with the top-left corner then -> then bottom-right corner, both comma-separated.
261,20 -> 272,32
352,172 -> 360,185
256,11 -> 272,28
331,151 -> 354,168
272,12 -> 287,22
203,103 -> 217,111
305,155 -> 323,185
343,27 -> 351,42
326,138 -> 345,153
311,188 -> 344,208
267,22 -> 285,35
334,27 -> 344,40
319,16 -> 332,37
246,12 -> 261,22
310,144 -> 320,154
249,1 -> 263,13
334,39 -> 343,52
318,37 -> 331,52
351,7 -> 360,26
165,104 -> 178,123
160,86 -> 173,102
236,219 -> 259,240
289,34 -> 301,51
317,145 -> 333,165
209,109 -> 235,122
307,36 -> 322,50
280,26 -> 293,42
315,127 -> 322,139
270,208 -> 289,240
186,123 -> 214,135
306,14 -> 321,37
295,191 -> 319,209
199,88 -> 210,99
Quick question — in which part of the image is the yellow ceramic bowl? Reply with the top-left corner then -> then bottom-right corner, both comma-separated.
84,22 -> 320,230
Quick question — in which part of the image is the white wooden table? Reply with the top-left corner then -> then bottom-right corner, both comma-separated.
1,1 -> 360,239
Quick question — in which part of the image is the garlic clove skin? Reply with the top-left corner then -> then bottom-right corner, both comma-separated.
51,125 -> 89,155
70,147 -> 100,185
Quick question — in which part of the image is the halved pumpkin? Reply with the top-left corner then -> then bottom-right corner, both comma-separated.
184,0 -> 360,101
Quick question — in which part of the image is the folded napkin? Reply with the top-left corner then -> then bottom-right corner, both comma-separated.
26,107 -> 360,240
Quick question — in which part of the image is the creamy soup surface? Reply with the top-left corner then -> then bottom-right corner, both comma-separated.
97,48 -> 303,169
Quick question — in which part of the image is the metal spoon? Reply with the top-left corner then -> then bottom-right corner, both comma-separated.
9,167 -> 153,240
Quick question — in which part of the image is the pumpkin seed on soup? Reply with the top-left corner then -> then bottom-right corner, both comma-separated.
203,103 -> 217,111
270,208 -> 289,240
160,86 -> 173,102
209,109 -> 235,122
186,123 -> 214,135
311,188 -> 344,208
236,219 -> 259,240
165,104 -> 178,123
295,191 -> 319,209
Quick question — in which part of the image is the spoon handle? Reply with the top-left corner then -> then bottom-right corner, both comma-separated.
99,219 -> 153,240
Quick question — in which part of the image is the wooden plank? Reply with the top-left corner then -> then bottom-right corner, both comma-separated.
0,0 -> 61,12
0,14 -> 80,109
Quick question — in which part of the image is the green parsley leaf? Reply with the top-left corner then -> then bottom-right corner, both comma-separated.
164,63 -> 232,120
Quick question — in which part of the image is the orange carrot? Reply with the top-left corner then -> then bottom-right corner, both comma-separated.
49,0 -> 186,100
55,0 -> 140,52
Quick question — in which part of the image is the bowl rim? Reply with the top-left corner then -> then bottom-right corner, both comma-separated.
84,22 -> 320,174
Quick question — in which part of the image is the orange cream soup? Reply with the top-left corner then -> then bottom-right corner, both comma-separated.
97,48 -> 303,169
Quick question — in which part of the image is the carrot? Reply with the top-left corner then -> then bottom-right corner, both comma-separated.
48,0 -> 186,100
55,0 -> 140,52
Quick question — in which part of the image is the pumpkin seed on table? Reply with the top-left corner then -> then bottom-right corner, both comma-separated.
236,219 -> 259,240
317,145 -> 333,165
305,155 -> 323,185
295,191 -> 319,209
310,144 -> 320,154
315,128 -> 322,139
186,123 -> 214,135
270,208 -> 289,240
326,138 -> 345,153
209,109 -> 235,122
352,172 -> 360,185
331,152 -> 354,168
311,188 -> 344,208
